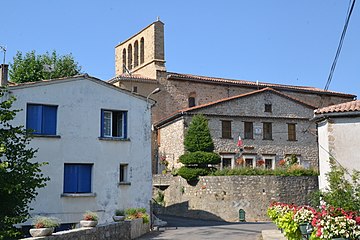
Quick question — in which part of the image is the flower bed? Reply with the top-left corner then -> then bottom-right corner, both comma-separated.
267,202 -> 360,240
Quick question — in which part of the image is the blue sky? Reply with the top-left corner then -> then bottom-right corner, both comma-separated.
2,1 -> 359,98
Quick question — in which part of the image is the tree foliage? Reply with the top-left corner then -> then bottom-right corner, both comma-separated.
184,115 -> 214,152
0,89 -> 49,239
320,159 -> 360,211
9,50 -> 82,83
179,151 -> 221,165
178,115 -> 220,181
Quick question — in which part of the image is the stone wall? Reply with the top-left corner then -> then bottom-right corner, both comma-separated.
21,219 -> 149,240
153,175 -> 318,222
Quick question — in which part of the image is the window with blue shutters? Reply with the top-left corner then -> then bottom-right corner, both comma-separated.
100,110 -> 127,138
26,104 -> 57,135
64,164 -> 92,193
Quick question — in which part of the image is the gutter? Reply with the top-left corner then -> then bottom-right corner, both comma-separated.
311,111 -> 360,122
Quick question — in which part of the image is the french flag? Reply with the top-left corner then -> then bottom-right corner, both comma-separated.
237,135 -> 243,147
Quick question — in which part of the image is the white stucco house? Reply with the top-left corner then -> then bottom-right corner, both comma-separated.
5,74 -> 153,228
313,100 -> 360,189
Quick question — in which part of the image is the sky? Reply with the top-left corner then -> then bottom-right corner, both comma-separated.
1,1 -> 359,98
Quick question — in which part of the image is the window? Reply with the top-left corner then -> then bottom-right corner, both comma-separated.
264,157 -> 275,169
128,44 -> 133,70
263,122 -> 272,140
122,49 -> 127,73
188,97 -> 195,107
63,164 -> 92,193
244,122 -> 253,139
134,40 -> 139,68
188,92 -> 196,107
244,156 -> 256,168
287,123 -> 296,141
221,120 -> 232,139
265,104 -> 272,112
26,104 -> 57,135
140,37 -> 145,64
132,86 -> 138,93
120,164 -> 129,182
222,158 -> 232,169
101,110 -> 127,138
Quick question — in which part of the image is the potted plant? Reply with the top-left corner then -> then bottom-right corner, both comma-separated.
113,209 -> 125,222
80,211 -> 98,227
293,206 -> 315,236
125,207 -> 149,224
29,216 -> 60,237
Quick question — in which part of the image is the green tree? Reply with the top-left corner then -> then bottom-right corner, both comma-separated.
178,115 -> 220,181
9,50 -> 82,83
0,88 -> 49,239
311,158 -> 360,212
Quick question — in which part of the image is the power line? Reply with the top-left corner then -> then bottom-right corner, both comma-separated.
324,0 -> 356,90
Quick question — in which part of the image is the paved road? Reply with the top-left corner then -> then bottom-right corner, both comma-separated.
137,215 -> 276,240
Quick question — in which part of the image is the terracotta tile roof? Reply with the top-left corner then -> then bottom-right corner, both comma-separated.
155,87 -> 316,127
315,100 -> 360,114
167,72 -> 355,97
108,74 -> 157,83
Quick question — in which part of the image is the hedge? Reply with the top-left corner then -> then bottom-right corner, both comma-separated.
179,151 -> 221,165
177,167 -> 210,181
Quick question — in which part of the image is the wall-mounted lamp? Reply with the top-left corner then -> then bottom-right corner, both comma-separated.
146,87 -> 161,108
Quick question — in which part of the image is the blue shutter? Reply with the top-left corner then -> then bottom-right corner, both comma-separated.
77,165 -> 92,193
123,111 -> 127,139
42,106 -> 57,135
26,104 -> 42,134
64,164 -> 78,193
100,110 -> 104,137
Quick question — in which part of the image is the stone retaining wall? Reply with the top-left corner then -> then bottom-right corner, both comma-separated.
21,219 -> 149,240
153,175 -> 318,221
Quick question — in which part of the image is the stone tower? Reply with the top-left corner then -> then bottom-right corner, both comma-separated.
115,20 -> 166,79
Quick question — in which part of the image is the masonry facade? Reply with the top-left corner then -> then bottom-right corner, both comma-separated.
156,88 -> 318,170
109,21 -> 356,173
6,75 -> 153,227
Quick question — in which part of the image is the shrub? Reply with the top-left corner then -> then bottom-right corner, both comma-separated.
211,167 -> 318,176
83,211 -> 98,221
179,151 -> 221,165
125,208 -> 149,224
32,216 -> 60,229
177,167 -> 210,181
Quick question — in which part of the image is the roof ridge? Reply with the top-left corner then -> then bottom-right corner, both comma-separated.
166,72 -> 355,97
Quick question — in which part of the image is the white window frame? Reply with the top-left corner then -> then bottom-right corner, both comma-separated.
243,155 -> 256,168
119,163 -> 129,183
103,111 -> 112,137
263,156 -> 275,170
220,154 -> 235,170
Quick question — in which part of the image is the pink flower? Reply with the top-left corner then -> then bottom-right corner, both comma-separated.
316,227 -> 322,237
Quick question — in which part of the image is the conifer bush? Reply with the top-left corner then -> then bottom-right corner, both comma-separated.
178,115 -> 220,181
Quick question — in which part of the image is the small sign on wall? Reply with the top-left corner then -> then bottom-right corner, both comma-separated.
254,127 -> 262,135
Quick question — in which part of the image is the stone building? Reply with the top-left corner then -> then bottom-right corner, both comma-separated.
155,87 -> 318,170
109,20 -> 356,172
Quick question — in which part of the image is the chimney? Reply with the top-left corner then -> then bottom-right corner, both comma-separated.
0,64 -> 8,86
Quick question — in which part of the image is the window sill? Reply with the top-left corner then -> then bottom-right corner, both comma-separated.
118,182 -> 131,186
98,137 -> 130,141
262,139 -> 273,141
220,137 -> 233,140
31,134 -> 61,138
287,140 -> 298,142
61,193 -> 96,198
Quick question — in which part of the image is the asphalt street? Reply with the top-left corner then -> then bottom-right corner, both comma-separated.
137,215 -> 276,240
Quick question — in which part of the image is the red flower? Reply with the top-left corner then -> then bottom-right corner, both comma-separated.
316,227 -> 322,237
278,159 -> 286,166
355,216 -> 360,225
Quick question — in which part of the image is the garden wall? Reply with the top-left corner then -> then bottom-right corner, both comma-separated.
153,175 -> 318,221
21,219 -> 149,240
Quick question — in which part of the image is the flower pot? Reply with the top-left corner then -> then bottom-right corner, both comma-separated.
113,215 -> 125,222
29,227 -> 54,237
80,220 -> 98,227
299,222 -> 313,235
